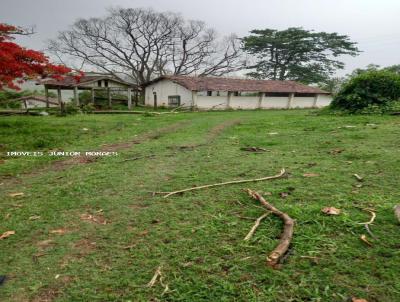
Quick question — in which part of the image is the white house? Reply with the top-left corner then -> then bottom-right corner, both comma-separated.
144,75 -> 332,110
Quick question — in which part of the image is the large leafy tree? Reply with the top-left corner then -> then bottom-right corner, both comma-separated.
331,70 -> 400,112
349,64 -> 400,77
0,23 -> 71,90
242,27 -> 360,84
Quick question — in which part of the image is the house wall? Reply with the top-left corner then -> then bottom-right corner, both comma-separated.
145,80 -> 332,109
145,79 -> 193,107
196,96 -> 227,109
261,97 -> 290,109
230,96 -> 259,109
291,96 -> 315,108
316,95 -> 332,107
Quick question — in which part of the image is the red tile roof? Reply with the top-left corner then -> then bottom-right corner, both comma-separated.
147,75 -> 329,94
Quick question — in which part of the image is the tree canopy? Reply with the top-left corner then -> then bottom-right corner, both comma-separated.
331,70 -> 400,112
242,27 -> 360,84
0,23 -> 71,90
49,8 -> 244,87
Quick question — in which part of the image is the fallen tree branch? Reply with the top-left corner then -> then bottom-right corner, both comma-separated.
357,208 -> 376,238
170,103 -> 187,112
394,205 -> 400,224
146,266 -> 162,287
353,174 -> 364,182
246,189 -> 294,268
360,234 -> 373,247
157,168 -> 286,198
146,265 -> 170,295
120,155 -> 156,162
244,212 -> 270,241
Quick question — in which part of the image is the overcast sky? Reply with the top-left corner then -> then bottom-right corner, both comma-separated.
1,0 -> 399,76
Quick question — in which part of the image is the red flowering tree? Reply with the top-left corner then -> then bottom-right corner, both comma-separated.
0,23 -> 71,90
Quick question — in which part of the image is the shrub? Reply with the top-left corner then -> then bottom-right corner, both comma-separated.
330,70 -> 400,113
81,103 -> 95,113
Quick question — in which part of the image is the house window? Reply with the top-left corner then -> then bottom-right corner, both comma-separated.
234,91 -> 240,96
104,80 -> 109,87
97,80 -> 102,87
207,91 -> 212,96
168,95 -> 181,107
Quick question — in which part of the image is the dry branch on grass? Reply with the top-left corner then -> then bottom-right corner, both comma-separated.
156,168 -> 286,198
120,155 -> 156,162
394,205 -> 400,223
146,266 -> 169,295
246,189 -> 294,268
357,208 -> 376,238
244,212 -> 270,241
146,266 -> 162,287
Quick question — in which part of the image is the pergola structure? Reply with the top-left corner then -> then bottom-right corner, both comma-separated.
38,74 -> 140,109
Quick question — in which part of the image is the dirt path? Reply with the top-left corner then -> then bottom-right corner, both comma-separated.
172,119 -> 241,150
0,121 -> 190,186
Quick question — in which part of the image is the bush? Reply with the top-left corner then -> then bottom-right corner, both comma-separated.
81,103 -> 95,113
330,70 -> 400,113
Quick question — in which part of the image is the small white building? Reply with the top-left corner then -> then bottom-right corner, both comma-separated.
38,73 -> 139,108
144,76 -> 332,109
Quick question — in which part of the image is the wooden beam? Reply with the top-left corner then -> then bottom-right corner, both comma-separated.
107,88 -> 112,108
74,86 -> 79,106
91,88 -> 95,104
45,86 -> 49,108
153,92 -> 157,109
57,87 -> 62,107
127,88 -> 132,110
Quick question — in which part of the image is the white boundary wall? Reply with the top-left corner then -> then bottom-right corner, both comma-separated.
291,97 -> 315,108
262,97 -> 289,109
197,96 -> 227,109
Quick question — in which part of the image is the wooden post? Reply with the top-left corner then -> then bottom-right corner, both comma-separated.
227,91 -> 232,109
57,87 -> 62,107
74,86 -> 79,106
313,94 -> 319,108
191,90 -> 198,110
153,92 -> 157,109
45,86 -> 49,108
107,88 -> 112,109
91,88 -> 95,104
258,92 -> 264,109
287,93 -> 295,109
134,91 -> 139,107
127,88 -> 132,110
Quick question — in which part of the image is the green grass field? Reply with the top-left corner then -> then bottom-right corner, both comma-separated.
0,110 -> 399,301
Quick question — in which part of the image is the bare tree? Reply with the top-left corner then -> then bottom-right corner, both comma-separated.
48,7 -> 244,88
